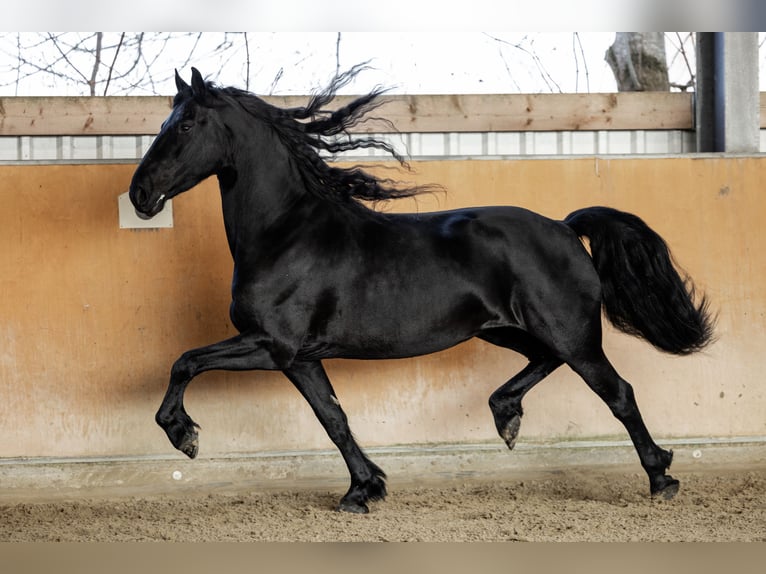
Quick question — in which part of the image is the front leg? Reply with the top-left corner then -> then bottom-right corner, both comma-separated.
284,360 -> 387,514
155,332 -> 289,458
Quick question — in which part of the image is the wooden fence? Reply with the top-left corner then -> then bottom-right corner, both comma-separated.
0,93 -> 703,136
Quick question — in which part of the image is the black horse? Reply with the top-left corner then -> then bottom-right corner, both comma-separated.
130,67 -> 714,513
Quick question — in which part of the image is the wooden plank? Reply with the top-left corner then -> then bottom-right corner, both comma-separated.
0,96 -> 173,136
0,92 -> 694,136
331,92 -> 695,132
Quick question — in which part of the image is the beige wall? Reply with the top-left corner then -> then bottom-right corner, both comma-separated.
0,158 -> 763,459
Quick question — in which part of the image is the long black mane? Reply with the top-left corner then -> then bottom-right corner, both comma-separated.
192,64 -> 434,204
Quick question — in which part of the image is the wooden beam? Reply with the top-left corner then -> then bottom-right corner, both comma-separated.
0,92 -> 695,136
342,92 -> 694,132
0,96 -> 173,136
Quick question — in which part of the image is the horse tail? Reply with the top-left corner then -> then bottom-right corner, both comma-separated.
564,206 -> 715,355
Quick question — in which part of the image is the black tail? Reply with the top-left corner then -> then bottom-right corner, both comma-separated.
564,206 -> 715,355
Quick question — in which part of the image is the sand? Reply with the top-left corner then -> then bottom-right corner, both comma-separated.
2,465 -> 764,542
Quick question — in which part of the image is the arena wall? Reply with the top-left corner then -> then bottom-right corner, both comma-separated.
0,156 -> 763,460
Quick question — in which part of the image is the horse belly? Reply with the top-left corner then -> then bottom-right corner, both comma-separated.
307,272 -> 504,360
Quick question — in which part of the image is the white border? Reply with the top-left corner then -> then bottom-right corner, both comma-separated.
2,1 -> 758,33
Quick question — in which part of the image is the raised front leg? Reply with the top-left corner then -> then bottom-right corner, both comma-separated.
283,360 -> 387,514
156,333 -> 287,459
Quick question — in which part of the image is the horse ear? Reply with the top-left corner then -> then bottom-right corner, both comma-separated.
190,67 -> 207,97
175,69 -> 192,97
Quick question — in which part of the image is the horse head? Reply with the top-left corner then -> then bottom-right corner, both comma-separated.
129,68 -> 230,219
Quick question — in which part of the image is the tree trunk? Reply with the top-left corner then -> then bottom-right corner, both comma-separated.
605,33 -> 670,91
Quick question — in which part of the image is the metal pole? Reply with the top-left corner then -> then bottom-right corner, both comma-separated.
695,32 -> 759,153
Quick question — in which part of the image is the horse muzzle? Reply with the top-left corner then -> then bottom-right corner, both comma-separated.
130,185 -> 167,219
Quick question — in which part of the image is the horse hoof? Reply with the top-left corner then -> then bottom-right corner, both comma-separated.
501,415 -> 521,450
337,500 -> 369,514
179,432 -> 199,459
651,476 -> 680,500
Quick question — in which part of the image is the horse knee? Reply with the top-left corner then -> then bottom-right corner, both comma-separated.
170,352 -> 197,381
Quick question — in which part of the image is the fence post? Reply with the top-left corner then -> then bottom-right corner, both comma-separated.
696,32 -> 760,153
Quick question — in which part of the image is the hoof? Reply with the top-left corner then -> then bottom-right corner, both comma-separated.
651,476 -> 680,500
157,410 -> 200,460
500,414 -> 521,450
337,500 -> 370,514
178,429 -> 199,459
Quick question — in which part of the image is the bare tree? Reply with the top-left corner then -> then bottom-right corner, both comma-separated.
0,32 -> 702,97
605,33 -> 670,91
2,33 -> 170,95
0,32 -> 265,96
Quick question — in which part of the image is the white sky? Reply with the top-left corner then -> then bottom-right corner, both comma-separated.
233,32 -> 626,95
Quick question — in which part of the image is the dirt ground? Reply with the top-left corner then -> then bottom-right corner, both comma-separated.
1,465 -> 765,542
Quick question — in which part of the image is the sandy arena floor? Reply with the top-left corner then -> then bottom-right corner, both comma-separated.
2,464 -> 765,542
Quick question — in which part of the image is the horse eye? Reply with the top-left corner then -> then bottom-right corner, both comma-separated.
179,122 -> 193,133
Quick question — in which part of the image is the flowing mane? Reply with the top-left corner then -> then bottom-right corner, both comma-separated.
188,64 -> 434,204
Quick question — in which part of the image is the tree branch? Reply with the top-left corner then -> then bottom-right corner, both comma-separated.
485,33 -> 563,93
88,32 -> 103,96
102,32 -> 124,96
244,32 -> 250,91
572,32 -> 590,92
335,32 -> 342,76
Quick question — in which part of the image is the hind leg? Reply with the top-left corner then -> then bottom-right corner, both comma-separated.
480,328 -> 563,450
489,358 -> 563,449
516,289 -> 679,498
568,349 -> 679,499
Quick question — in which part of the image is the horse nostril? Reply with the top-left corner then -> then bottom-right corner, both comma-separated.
130,184 -> 149,208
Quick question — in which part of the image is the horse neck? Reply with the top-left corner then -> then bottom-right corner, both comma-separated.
216,119 -> 317,258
